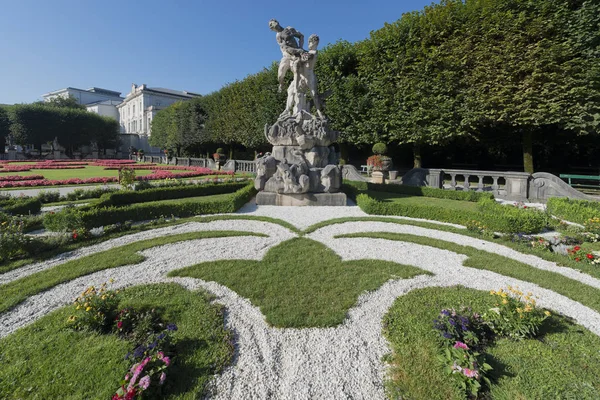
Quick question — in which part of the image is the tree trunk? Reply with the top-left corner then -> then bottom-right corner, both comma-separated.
229,148 -> 233,160
413,143 -> 422,168
522,131 -> 534,174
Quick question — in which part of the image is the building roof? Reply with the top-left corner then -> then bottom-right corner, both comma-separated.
42,87 -> 123,98
146,87 -> 201,98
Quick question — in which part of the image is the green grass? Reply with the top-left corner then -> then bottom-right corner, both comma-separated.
1,215 -> 299,274
383,286 -> 600,399
0,283 -> 233,399
169,237 -> 429,328
0,165 -> 193,180
336,231 -> 600,314
0,231 -> 266,313
368,191 -> 480,212
306,216 -> 600,280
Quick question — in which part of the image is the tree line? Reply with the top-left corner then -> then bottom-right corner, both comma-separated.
0,99 -> 120,155
151,0 -> 600,172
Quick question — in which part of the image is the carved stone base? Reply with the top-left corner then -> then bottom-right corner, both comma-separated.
256,192 -> 347,206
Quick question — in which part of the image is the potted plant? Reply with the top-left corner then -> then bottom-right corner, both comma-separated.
137,149 -> 145,162
213,148 -> 227,169
369,143 -> 393,172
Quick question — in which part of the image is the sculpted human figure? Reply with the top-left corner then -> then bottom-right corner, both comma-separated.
269,19 -> 305,92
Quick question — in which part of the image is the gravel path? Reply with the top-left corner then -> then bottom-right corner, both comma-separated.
3,208 -> 600,399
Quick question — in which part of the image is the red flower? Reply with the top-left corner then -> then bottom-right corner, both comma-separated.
117,321 -> 123,329
523,206 -> 527,209
587,254 -> 594,260
72,233 -> 78,240
574,246 -> 581,251
576,257 -> 581,262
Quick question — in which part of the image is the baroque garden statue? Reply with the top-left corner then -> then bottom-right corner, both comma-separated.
255,19 -> 346,206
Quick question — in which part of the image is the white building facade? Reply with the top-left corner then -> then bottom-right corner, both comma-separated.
117,84 -> 200,135
86,99 -> 122,120
42,87 -> 123,106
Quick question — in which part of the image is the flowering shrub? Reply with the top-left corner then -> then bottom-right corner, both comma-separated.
0,218 -> 30,262
583,232 -> 600,243
529,237 -> 552,251
484,287 -> 550,339
0,174 -> 44,182
67,282 -> 120,333
438,342 -> 492,398
366,155 -> 383,170
465,220 -> 495,239
567,245 -> 596,263
119,167 -> 137,190
584,217 -> 600,235
433,308 -> 490,349
115,308 -> 162,344
113,323 -> 178,400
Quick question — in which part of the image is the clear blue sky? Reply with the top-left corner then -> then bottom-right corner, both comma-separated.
0,0 -> 432,104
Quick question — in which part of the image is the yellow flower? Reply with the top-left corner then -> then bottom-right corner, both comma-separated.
516,307 -> 523,313
544,311 -> 551,317
76,305 -> 81,310
101,295 -> 106,300
524,306 -> 533,312
85,307 -> 92,312
489,290 -> 496,295
109,278 -> 115,283
502,299 -> 509,305
501,293 -> 507,298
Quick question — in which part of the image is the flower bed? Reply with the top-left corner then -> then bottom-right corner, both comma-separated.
0,175 -> 44,182
0,165 -> 33,172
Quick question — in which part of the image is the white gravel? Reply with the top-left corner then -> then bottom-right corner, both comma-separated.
3,209 -> 600,399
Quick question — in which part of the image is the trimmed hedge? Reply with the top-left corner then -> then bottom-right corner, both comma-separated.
44,183 -> 257,231
96,181 -> 247,207
0,197 -> 42,215
546,197 -> 600,224
356,193 -> 550,234
343,180 -> 494,202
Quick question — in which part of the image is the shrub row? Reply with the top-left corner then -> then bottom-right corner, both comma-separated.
343,180 -> 494,202
0,197 -> 42,215
45,183 -> 257,231
356,193 -> 549,234
546,197 -> 600,224
96,181 -> 248,207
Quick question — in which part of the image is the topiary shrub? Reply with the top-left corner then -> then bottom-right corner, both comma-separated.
372,143 -> 388,155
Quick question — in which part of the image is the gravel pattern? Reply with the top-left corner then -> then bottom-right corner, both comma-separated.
0,220 -> 294,285
234,202 -> 466,229
3,211 -> 600,399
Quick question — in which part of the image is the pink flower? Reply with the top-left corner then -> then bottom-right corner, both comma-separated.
139,375 -> 151,390
117,321 -> 123,329
157,351 -> 164,359
453,341 -> 469,350
462,368 -> 479,379
163,356 -> 171,366
159,372 -> 167,385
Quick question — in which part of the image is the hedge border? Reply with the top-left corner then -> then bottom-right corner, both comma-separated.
546,197 -> 600,225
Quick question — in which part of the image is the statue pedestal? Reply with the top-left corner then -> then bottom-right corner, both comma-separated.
256,192 -> 347,206
371,171 -> 385,184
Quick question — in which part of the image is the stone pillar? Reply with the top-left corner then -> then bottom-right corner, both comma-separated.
504,172 -> 531,201
7,149 -> 17,160
53,150 -> 62,160
371,171 -> 385,184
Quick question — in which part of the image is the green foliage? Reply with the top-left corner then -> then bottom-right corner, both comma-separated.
97,182 -> 247,207
117,167 -> 136,190
35,191 -> 61,203
355,192 -> 549,233
372,142 -> 388,155
68,282 -> 120,333
0,107 -> 9,152
0,284 -> 233,399
43,205 -> 85,232
9,103 -> 119,151
0,196 -> 41,215
36,95 -> 85,110
383,286 -> 600,400
0,218 -> 30,262
547,197 -> 600,225
365,182 -> 494,202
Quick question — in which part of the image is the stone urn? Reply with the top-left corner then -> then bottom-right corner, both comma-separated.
380,156 -> 393,172
213,150 -> 227,169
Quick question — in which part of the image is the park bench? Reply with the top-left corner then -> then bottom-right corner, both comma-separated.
559,174 -> 600,189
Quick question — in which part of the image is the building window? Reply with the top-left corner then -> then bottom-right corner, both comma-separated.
128,122 -> 131,132
133,104 -> 136,116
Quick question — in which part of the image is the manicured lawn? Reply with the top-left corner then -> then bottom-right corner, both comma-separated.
0,284 -> 233,399
336,231 -> 600,315
383,286 -> 600,399
0,231 -> 265,313
170,237 -> 429,328
368,191 -> 480,212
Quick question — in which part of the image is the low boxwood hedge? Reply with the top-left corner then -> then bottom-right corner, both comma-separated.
356,193 -> 550,234
546,197 -> 600,224
0,197 -> 42,216
343,180 -> 494,202
44,183 -> 257,231
96,181 -> 248,207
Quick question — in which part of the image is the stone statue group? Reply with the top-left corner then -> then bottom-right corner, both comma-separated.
254,20 -> 345,206
269,19 -> 323,118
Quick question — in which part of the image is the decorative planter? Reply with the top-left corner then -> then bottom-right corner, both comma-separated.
389,170 -> 398,180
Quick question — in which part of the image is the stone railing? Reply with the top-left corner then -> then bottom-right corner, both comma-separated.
400,168 -> 600,202
133,155 -> 255,173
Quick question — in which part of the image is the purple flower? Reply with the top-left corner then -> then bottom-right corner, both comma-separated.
159,372 -> 167,385
167,323 -> 178,331
441,310 -> 450,316
139,375 -> 151,390
443,332 -> 452,339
